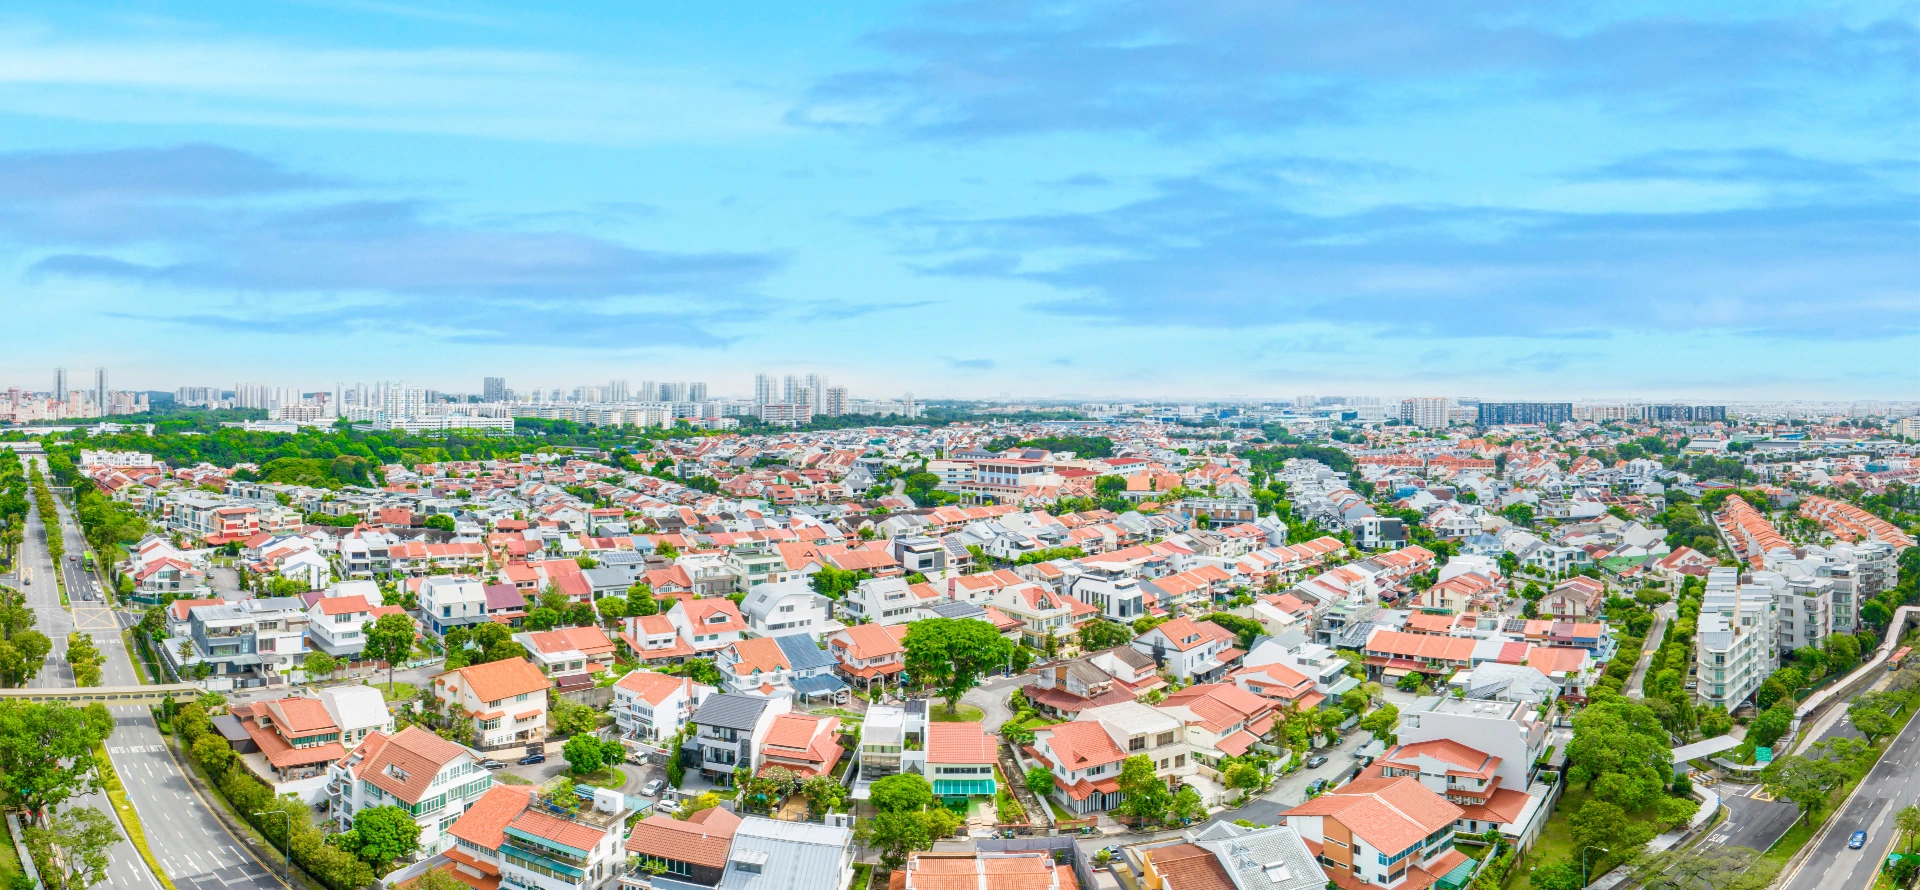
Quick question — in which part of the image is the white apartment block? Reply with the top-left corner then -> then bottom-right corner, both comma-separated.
1694,568 -> 1780,711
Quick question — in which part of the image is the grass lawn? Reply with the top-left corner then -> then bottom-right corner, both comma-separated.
0,816 -> 23,890
379,682 -> 418,701
495,773 -> 532,785
571,768 -> 624,789
1508,786 -> 1582,890
931,704 -> 985,723
847,862 -> 873,890
1047,797 -> 1075,822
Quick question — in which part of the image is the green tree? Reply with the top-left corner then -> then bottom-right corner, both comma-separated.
1357,703 -> 1400,746
1846,691 -> 1900,745
1170,785 -> 1205,823
1895,804 -> 1920,854
676,792 -> 721,820
859,811 -> 932,870
1025,766 -> 1055,799
1746,703 -> 1792,750
362,611 -> 417,694
348,805 -> 421,867
423,514 -> 456,532
902,618 -> 1014,714
1761,752 -> 1850,821
0,700 -> 115,815
1115,755 -> 1171,825
137,606 -> 166,639
801,774 -> 848,814
23,806 -> 118,890
1078,620 -> 1132,651
303,651 -> 340,682
871,773 -> 934,814
562,733 -> 623,776
680,658 -> 723,687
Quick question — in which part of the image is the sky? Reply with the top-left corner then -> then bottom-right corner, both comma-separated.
0,0 -> 1913,402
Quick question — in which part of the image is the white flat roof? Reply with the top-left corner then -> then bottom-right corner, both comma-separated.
1671,735 -> 1740,763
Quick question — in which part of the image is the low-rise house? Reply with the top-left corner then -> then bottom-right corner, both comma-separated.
1364,739 -> 1542,845
443,783 -> 628,890
667,599 -> 749,654
1131,617 -> 1242,682
1024,647 -> 1163,717
1140,822 -> 1327,890
421,577 -> 491,636
226,696 -> 347,784
824,623 -> 909,689
316,683 -> 395,748
1395,697 -> 1547,793
328,725 -> 493,854
623,807 -> 740,888
612,669 -> 714,746
431,657 -> 552,750
1158,683 -> 1281,766
1538,576 -> 1606,618
772,634 -> 850,702
1031,701 -> 1194,816
757,712 -> 843,778
1281,776 -> 1467,890
515,626 -> 617,691
738,579 -> 832,640
925,722 -> 997,800
891,852 -> 1067,890
1230,662 -> 1327,711
1359,630 -> 1476,683
307,594 -> 375,659
688,694 -> 792,786
716,636 -> 797,699
619,614 -> 695,663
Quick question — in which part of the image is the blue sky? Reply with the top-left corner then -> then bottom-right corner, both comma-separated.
0,0 -> 1913,400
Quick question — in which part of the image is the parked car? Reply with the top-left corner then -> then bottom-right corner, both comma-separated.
654,799 -> 681,816
518,752 -> 546,765
641,778 -> 665,797
481,760 -> 508,770
1306,779 -> 1328,795
1305,755 -> 1329,769
1849,830 -> 1867,849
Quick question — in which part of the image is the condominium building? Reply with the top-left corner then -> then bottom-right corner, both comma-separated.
1694,568 -> 1779,710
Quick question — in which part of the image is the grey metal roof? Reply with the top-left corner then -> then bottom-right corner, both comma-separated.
718,815 -> 854,889
581,567 -> 629,590
1189,822 -> 1325,890
925,601 -> 985,620
791,674 -> 848,697
773,634 -> 836,673
692,694 -> 770,731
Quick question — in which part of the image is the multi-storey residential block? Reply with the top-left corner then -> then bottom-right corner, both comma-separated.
1395,697 -> 1547,794
420,576 -> 490,635
1694,568 -> 1780,710
687,694 -> 792,786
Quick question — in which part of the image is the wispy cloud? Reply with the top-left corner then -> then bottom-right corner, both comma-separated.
792,1 -> 1919,140
884,153 -> 1920,340
943,356 -> 996,371
4,144 -> 781,348
0,31 -> 788,144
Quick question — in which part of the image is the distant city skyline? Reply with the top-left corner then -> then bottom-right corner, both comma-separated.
0,2 -> 1911,398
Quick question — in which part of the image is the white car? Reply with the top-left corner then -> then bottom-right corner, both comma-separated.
654,799 -> 681,816
641,779 -> 665,797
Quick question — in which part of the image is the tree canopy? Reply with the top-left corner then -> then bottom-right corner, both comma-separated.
902,618 -> 1014,713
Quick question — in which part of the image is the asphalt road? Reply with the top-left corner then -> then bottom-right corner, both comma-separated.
16,479 -> 157,890
25,458 -> 281,890
1779,691 -> 1920,890
1704,782 -> 1801,852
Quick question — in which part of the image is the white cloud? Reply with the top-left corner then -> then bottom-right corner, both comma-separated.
0,29 -> 792,145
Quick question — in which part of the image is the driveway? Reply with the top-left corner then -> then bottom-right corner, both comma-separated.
497,756 -> 656,792
1199,727 -> 1370,829
963,673 -> 1035,733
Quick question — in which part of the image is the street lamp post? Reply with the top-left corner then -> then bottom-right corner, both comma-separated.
254,810 -> 291,886
1581,845 -> 1610,887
